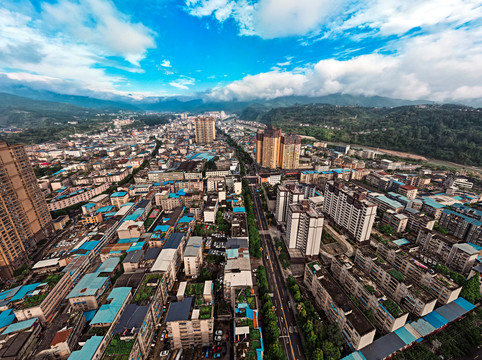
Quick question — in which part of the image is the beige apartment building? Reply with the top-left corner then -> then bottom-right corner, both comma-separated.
280,133 -> 301,169
166,281 -> 214,349
304,262 -> 376,350
322,182 -> 377,243
183,236 -> 203,277
0,141 -> 52,278
416,228 -> 479,275
14,272 -> 73,324
354,247 -> 437,316
376,242 -> 462,304
330,257 -> 408,333
256,126 -> 301,169
195,117 -> 216,144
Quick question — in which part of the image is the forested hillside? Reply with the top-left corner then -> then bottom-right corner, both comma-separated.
0,93 -> 95,128
250,104 -> 482,166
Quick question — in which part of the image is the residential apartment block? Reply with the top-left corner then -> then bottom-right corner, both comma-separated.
285,201 -> 324,257
323,181 -> 377,243
416,228 -> 479,275
184,236 -> 203,277
195,117 -> 216,144
275,184 -> 305,224
0,141 -> 52,277
354,247 -> 437,317
330,257 -> 409,333
166,282 -> 214,349
304,262 -> 376,350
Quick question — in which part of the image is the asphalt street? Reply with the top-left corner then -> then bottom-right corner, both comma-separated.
251,185 -> 306,360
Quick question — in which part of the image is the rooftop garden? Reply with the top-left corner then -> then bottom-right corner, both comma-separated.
200,305 -> 212,319
382,299 -> 403,317
21,293 -> 48,309
364,285 -> 375,294
388,269 -> 405,282
105,335 -> 135,358
185,283 -> 204,297
134,274 -> 162,303
308,262 -> 321,273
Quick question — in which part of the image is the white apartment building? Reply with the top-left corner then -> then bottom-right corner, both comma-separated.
322,181 -> 377,242
285,201 -> 324,256
275,184 -> 305,224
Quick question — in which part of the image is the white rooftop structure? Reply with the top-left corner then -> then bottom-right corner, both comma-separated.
32,258 -> 60,270
151,248 -> 177,272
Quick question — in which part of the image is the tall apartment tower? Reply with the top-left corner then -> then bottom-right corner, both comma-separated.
275,184 -> 305,224
256,127 -> 301,169
322,181 -> 377,242
194,117 -> 215,144
280,134 -> 301,169
260,125 -> 282,168
286,201 -> 324,256
0,142 -> 52,278
256,130 -> 264,164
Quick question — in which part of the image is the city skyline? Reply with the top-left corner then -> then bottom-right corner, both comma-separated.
0,0 -> 480,104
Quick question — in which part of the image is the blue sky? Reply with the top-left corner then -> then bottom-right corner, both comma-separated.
0,0 -> 481,102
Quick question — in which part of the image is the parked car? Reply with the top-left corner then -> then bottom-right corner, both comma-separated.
160,350 -> 169,357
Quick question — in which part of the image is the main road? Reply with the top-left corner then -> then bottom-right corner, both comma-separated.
250,185 -> 306,360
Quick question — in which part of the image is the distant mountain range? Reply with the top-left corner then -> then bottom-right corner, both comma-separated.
0,81 -> 441,114
0,85 -> 480,129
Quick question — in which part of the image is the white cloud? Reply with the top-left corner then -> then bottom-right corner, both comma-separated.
206,27 -> 482,103
160,60 -> 172,67
169,76 -> 195,90
42,0 -> 156,65
0,2 -> 156,98
185,0 -> 482,40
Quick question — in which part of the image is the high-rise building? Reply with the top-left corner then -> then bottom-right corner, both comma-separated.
322,181 -> 377,242
280,134 -> 301,169
275,184 -> 305,224
285,200 -> 324,256
256,126 -> 301,169
0,142 -> 52,278
260,125 -> 282,168
194,117 -> 215,144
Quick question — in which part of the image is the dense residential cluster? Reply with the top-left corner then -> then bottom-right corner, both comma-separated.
0,113 -> 479,360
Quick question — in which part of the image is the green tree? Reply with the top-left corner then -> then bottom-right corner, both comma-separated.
266,342 -> 286,360
322,341 -> 341,360
312,348 -> 324,360
460,275 -> 481,304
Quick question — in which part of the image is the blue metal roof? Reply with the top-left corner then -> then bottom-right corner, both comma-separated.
90,287 -> 131,325
0,309 -> 15,329
84,310 -> 96,322
394,327 -> 417,345
68,336 -> 103,360
454,297 -> 476,311
424,311 -> 448,329
66,273 -> 109,299
10,283 -> 42,301
2,317 -> 38,335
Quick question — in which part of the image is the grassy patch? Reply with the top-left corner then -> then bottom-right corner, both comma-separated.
200,305 -> 212,319
106,335 -> 135,356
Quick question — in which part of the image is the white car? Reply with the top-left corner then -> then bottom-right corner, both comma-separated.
215,335 -> 223,341
160,350 -> 169,357
215,330 -> 223,336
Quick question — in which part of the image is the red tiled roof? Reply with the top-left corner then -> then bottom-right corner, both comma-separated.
50,328 -> 72,347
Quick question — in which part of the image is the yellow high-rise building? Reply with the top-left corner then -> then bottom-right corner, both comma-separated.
0,142 -> 52,278
194,117 -> 216,144
280,134 -> 301,169
256,126 -> 301,169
